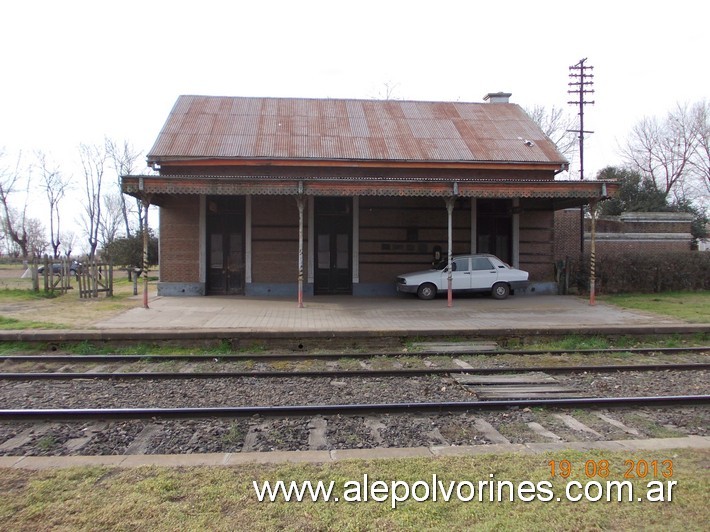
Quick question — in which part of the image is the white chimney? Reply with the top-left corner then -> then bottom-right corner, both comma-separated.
483,92 -> 512,103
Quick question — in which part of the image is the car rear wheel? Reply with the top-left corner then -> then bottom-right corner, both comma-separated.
491,282 -> 510,300
417,283 -> 437,300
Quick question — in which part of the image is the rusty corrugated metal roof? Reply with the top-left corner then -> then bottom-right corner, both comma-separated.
147,95 -> 567,166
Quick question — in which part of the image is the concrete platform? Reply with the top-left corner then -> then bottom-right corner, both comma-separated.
94,294 -> 694,332
1,294 -> 706,345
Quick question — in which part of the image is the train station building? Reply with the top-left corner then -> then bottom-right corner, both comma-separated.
122,93 -> 616,298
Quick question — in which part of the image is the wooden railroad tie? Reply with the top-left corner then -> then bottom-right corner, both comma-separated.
452,371 -> 588,400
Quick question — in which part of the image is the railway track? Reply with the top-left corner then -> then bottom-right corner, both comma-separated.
1,397 -> 707,456
0,345 -> 707,363
2,394 -> 709,420
0,362 -> 708,380
1,346 -> 707,456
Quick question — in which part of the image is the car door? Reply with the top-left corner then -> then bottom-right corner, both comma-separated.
470,256 -> 498,289
449,257 -> 472,290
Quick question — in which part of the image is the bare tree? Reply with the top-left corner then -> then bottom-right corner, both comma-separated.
622,102 -> 699,201
689,100 -> 709,193
99,191 -> 125,251
1,206 -> 28,258
26,217 -> 48,257
35,151 -> 70,258
106,137 -> 143,237
525,105 -> 578,157
59,230 -> 76,258
0,149 -> 32,258
78,143 -> 107,259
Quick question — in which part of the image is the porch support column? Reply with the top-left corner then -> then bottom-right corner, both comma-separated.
245,195 -> 252,284
470,198 -> 477,253
141,193 -> 153,310
446,190 -> 457,308
512,198 -> 520,268
296,189 -> 305,308
589,199 -> 597,306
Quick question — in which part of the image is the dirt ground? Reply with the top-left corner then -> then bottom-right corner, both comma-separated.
0,264 -> 147,329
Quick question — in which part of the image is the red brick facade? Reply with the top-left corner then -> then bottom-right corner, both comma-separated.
159,196 -> 201,283
251,196 -> 300,284
519,208 -> 554,280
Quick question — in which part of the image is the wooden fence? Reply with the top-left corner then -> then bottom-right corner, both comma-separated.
32,257 -> 113,298
77,261 -> 113,298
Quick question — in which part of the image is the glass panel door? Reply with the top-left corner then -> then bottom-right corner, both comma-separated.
477,199 -> 512,264
314,197 -> 352,295
206,197 -> 245,295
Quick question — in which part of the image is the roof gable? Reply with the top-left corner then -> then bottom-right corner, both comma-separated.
147,95 -> 566,166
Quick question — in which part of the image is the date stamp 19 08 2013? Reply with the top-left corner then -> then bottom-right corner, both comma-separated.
549,459 -> 673,479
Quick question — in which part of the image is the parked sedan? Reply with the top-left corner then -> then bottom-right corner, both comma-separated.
396,254 -> 529,300
37,261 -> 82,276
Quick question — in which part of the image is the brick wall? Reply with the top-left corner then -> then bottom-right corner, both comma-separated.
554,209 -> 693,261
159,196 -> 692,289
554,209 -> 583,263
159,195 -> 201,282
519,205 -> 555,281
359,196 -> 469,282
251,196 -> 301,283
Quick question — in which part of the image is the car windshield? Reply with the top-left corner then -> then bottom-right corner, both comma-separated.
433,259 -> 448,270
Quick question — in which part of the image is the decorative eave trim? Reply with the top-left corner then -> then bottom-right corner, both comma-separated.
122,174 -> 617,200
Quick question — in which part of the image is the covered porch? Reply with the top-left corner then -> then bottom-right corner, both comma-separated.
123,174 -> 611,301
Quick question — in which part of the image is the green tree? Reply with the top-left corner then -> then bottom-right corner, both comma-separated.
102,229 -> 158,270
669,198 -> 709,246
598,165 -> 708,244
597,166 -> 667,215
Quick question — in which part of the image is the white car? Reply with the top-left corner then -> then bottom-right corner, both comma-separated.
396,254 -> 529,300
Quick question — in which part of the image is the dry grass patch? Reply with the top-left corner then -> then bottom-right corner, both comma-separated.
1,448 -> 707,530
0,274 -> 148,329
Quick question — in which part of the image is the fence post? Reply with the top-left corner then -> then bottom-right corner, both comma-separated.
31,257 -> 38,292
108,259 -> 113,297
62,258 -> 68,294
92,262 -> 98,298
43,255 -> 49,293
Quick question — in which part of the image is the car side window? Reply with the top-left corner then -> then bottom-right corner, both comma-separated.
472,257 -> 493,270
453,258 -> 469,272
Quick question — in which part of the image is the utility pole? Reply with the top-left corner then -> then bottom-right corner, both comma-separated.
568,58 -> 596,304
568,58 -> 595,180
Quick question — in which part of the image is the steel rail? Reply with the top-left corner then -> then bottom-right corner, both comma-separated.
1,395 -> 708,420
1,363 -> 708,380
0,346 -> 707,363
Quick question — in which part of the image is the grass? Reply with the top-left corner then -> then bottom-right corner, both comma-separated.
500,329 -> 709,353
600,291 -> 710,323
0,288 -> 57,301
0,273 -> 149,330
0,316 -> 69,330
1,448 -> 707,530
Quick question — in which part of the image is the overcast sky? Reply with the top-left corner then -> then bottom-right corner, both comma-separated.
1,0 -> 708,244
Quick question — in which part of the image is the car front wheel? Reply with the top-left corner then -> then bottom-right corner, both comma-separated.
491,282 -> 510,300
417,283 -> 437,300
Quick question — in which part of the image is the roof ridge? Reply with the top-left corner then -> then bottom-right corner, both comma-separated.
176,94 -> 518,107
